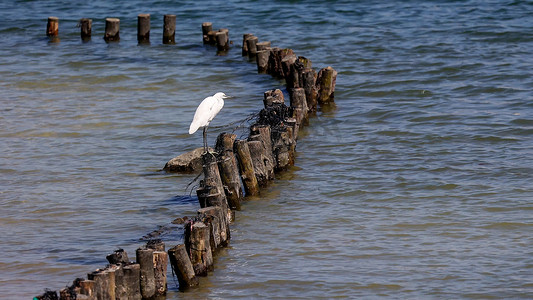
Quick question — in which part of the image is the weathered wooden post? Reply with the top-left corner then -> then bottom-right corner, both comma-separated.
234,139 -> 260,196
216,29 -> 229,52
249,125 -> 275,181
202,22 -> 213,44
146,240 -> 168,298
187,222 -> 213,276
316,66 -> 337,104
46,17 -> 59,37
215,133 -> 243,210
263,89 -> 285,107
106,248 -> 130,265
104,18 -> 120,42
78,279 -> 96,299
198,207 -> 221,250
246,36 -> 258,58
122,264 -> 141,300
163,14 -> 176,44
79,18 -> 92,42
257,50 -> 270,73
137,14 -> 150,44
136,247 -> 156,299
242,33 -> 254,56
87,267 -> 116,300
168,244 -> 199,290
290,87 -> 308,126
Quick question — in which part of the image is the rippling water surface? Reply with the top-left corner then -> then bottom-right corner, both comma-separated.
1,0 -> 532,299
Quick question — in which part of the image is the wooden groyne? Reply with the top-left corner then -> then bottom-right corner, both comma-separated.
35,18 -> 336,300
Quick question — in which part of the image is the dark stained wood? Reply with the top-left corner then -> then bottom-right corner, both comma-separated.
104,18 -> 120,42
234,139 -> 260,196
46,17 -> 58,37
79,18 -> 92,42
137,14 -> 150,44
168,244 -> 199,290
163,14 -> 176,44
136,247 -> 155,299
316,66 -> 338,104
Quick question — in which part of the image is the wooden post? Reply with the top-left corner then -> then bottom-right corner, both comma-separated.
46,17 -> 58,37
104,18 -> 120,42
202,22 -> 212,44
234,139 -> 259,196
35,290 -> 58,300
290,87 -> 308,126
271,125 -> 295,171
249,125 -> 275,181
106,249 -> 130,265
247,140 -> 270,187
163,14 -> 176,44
110,264 -> 126,300
316,66 -> 337,104
242,33 -> 253,56
246,36 -> 258,58
197,152 -> 230,218
263,89 -> 285,107
198,206 -> 221,250
137,14 -> 150,44
87,268 -> 116,300
268,48 -> 295,78
146,240 -> 167,297
122,264 -> 141,300
188,222 -> 213,276
78,279 -> 96,299
256,41 -> 271,51
216,29 -> 229,52
136,247 -> 156,299
257,50 -> 270,73
282,54 -> 297,87
79,18 -> 92,42
215,133 -> 243,210
302,68 -> 318,111
168,244 -> 199,290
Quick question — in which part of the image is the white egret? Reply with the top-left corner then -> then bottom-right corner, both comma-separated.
189,92 -> 230,152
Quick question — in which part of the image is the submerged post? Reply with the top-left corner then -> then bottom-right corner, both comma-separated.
202,22 -> 213,44
79,18 -> 92,42
137,14 -> 150,44
168,244 -> 199,290
163,14 -> 176,44
104,18 -> 120,42
46,16 -> 58,37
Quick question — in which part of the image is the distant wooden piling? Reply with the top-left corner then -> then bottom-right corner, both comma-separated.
163,14 -> 176,44
168,244 -> 199,290
137,14 -> 150,44
79,18 -> 92,42
104,18 -> 120,42
216,29 -> 229,51
234,140 -> 260,196
202,22 -> 213,44
46,17 -> 59,37
316,66 -> 337,104
242,33 -> 254,56
246,36 -> 259,58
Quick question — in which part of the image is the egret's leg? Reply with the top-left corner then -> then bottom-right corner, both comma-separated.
203,127 -> 208,152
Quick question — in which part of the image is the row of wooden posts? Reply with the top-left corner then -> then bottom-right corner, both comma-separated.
36,21 -> 336,300
46,15 -> 177,44
45,16 -> 230,49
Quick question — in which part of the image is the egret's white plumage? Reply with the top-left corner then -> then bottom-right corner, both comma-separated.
189,92 -> 230,151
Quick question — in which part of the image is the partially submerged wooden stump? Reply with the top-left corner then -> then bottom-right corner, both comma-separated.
316,66 -> 337,104
168,244 -> 198,290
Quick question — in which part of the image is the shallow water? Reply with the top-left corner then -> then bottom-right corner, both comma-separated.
1,0 -> 532,299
